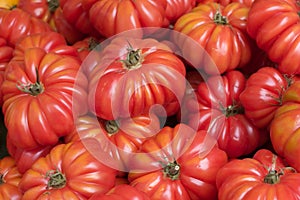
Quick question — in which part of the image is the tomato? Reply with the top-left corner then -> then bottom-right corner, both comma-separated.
247,0 -> 300,75
183,70 -> 267,158
239,67 -> 299,129
89,184 -> 151,200
0,8 -> 52,46
0,37 -> 13,71
165,0 -> 196,25
128,124 -> 228,200
19,141 -> 117,199
270,101 -> 300,172
0,156 -> 22,200
88,36 -> 186,120
86,0 -> 168,38
52,7 -> 86,44
18,0 -> 59,30
1,47 -> 88,149
6,134 -> 58,174
173,2 -> 252,75
64,113 -> 161,171
12,31 -> 79,62
216,149 -> 300,199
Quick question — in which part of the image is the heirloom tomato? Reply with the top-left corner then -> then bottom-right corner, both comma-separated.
173,2 -> 252,75
85,0 -> 168,38
12,31 -> 79,62
0,8 -> 52,46
88,36 -> 186,120
6,135 -> 58,174
0,156 -> 22,200
1,47 -> 88,149
89,184 -> 150,200
128,123 -> 228,200
247,0 -> 300,75
18,0 -> 59,30
52,7 -> 86,44
184,70 -> 267,158
216,149 -> 300,200
64,112 -> 161,171
165,0 -> 196,25
240,67 -> 299,129
60,0 -> 100,37
19,141 -> 117,200
270,101 -> 300,172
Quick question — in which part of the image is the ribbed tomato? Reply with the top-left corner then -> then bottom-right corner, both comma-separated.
19,141 -> 117,199
88,36 -> 186,120
247,0 -> 300,75
173,2 -> 252,75
128,124 -> 228,200
217,149 -> 300,199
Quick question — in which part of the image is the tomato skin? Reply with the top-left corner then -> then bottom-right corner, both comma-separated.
0,8 -> 52,46
184,70 -> 266,158
19,141 -> 117,200
128,124 -> 228,200
165,0 -> 196,25
89,184 -> 151,200
6,134 -> 57,174
247,0 -> 300,75
270,101 -> 300,172
216,149 -> 300,200
173,2 -> 252,75
0,156 -> 23,200
240,67 -> 291,128
64,113 -> 161,171
1,48 -> 88,149
88,37 -> 186,120
87,0 -> 168,38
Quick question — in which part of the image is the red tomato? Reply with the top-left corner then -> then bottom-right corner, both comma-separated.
19,141 -> 117,199
0,37 -> 13,71
12,31 -> 79,62
183,70 -> 267,158
89,184 -> 151,200
0,8 -> 52,46
0,156 -> 22,200
247,0 -> 300,75
216,149 -> 300,199
1,48 -> 88,149
52,7 -> 87,44
173,2 -> 252,75
18,0 -> 58,30
270,101 -> 300,172
239,67 -> 299,129
60,0 -> 101,38
86,0 -> 168,38
6,134 -> 57,174
64,113 -> 161,171
165,0 -> 196,25
88,37 -> 186,120
128,124 -> 228,200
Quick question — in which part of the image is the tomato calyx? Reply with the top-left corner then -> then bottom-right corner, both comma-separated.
161,160 -> 181,180
46,169 -> 66,190
220,102 -> 244,117
213,11 -> 228,25
105,120 -> 119,135
120,44 -> 143,70
16,68 -> 44,96
47,0 -> 60,13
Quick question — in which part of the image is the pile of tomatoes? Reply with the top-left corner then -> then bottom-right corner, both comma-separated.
1,0 -> 300,199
